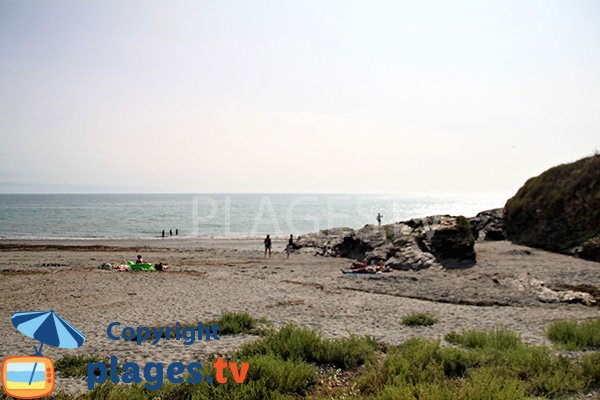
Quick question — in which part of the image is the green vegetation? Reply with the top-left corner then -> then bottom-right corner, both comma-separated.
209,311 -> 265,335
444,327 -> 521,349
401,312 -> 438,326
454,215 -> 476,255
505,154 -> 600,260
456,215 -> 474,239
546,317 -> 600,350
581,352 -> 600,388
133,312 -> 265,343
239,324 -> 378,370
6,321 -> 600,400
55,354 -> 110,378
356,328 -> 597,399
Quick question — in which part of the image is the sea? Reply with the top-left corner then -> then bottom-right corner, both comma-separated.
0,193 -> 508,239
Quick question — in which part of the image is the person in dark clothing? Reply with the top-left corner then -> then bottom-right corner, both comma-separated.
169,229 -> 173,236
162,230 -> 165,238
264,234 -> 272,258
136,255 -> 144,264
376,213 -> 382,226
285,234 -> 294,259
175,228 -> 178,236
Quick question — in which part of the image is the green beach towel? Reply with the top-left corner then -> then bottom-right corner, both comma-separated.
127,261 -> 156,271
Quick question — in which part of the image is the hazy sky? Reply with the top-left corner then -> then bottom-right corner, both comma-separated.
0,0 -> 598,195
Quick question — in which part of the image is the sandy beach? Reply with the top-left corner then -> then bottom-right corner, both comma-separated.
0,238 -> 598,394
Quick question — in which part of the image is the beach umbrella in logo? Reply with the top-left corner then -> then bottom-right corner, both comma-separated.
11,310 -> 85,354
11,310 -> 86,385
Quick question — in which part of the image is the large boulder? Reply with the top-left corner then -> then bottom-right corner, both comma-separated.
417,215 -> 476,267
504,154 -> 600,261
469,208 -> 506,241
581,236 -> 600,262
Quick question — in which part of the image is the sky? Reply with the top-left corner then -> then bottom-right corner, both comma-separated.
0,0 -> 598,195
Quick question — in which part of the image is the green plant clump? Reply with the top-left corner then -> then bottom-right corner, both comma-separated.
358,328 -> 595,399
239,324 -> 378,370
547,317 -> 600,350
401,312 -> 438,327
211,311 -> 264,335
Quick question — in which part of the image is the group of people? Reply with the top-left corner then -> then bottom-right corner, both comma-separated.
135,255 -> 167,271
263,234 -> 297,259
161,229 -> 179,238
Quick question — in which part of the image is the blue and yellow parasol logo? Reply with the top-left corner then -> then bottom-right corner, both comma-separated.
1,311 -> 85,399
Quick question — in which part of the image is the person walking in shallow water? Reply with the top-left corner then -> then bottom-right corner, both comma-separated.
264,234 -> 272,258
377,213 -> 383,226
169,229 -> 173,236
162,230 -> 165,238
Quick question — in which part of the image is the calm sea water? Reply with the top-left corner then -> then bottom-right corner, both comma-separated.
0,194 -> 507,239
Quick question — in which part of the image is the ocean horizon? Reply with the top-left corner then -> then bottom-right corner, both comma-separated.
0,193 -> 508,240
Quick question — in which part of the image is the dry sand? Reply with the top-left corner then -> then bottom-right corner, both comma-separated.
0,238 -> 599,394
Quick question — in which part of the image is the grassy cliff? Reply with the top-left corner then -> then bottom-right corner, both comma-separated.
504,154 -> 600,260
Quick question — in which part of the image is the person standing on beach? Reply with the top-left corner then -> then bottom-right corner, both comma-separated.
175,228 -> 178,236
376,213 -> 382,226
169,229 -> 173,236
264,234 -> 272,258
162,230 -> 165,238
285,234 -> 294,259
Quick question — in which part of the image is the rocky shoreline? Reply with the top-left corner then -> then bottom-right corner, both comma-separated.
296,154 -> 600,268
296,208 -> 599,307
296,209 -> 505,270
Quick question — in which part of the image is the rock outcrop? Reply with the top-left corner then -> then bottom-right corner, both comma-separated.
296,215 -> 476,270
529,279 -> 597,306
426,215 -> 476,262
504,154 -> 600,261
581,236 -> 600,262
469,208 -> 506,241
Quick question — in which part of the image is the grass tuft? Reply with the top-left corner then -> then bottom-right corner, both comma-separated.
546,317 -> 600,350
239,324 -> 377,370
401,312 -> 438,327
132,312 -> 266,343
445,328 -> 521,350
211,311 -> 265,335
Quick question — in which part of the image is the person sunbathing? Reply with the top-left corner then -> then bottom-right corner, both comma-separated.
343,260 -> 385,274
350,261 -> 369,269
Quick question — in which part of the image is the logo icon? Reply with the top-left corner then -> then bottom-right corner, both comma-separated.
1,356 -> 54,399
1,311 -> 85,399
